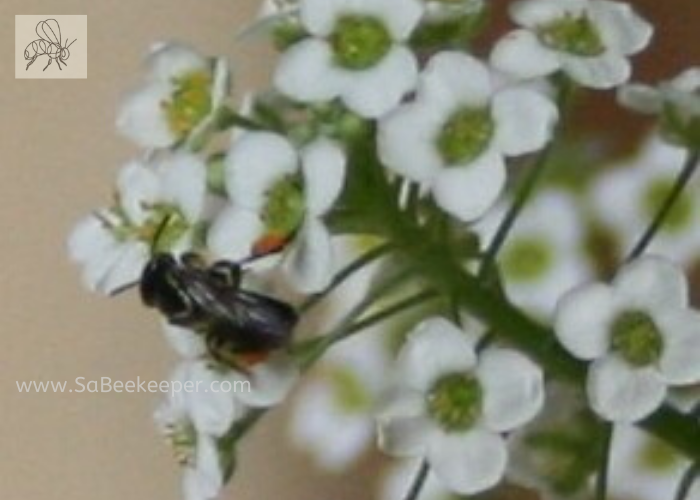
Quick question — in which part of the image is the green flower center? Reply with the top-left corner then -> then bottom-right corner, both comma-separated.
329,367 -> 372,413
436,107 -> 494,165
638,438 -> 681,472
139,204 -> 190,253
502,237 -> 554,283
642,177 -> 694,234
427,373 -> 483,432
331,15 -> 392,70
165,420 -> 197,466
538,15 -> 605,57
611,311 -> 664,367
261,176 -> 305,238
162,70 -> 213,140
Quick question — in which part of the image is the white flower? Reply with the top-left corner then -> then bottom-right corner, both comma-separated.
117,42 -> 229,149
608,425 -> 700,500
68,153 -> 207,294
491,0 -> 653,89
589,136 -> 700,265
379,52 -> 558,222
290,331 -> 387,471
555,255 -> 700,422
376,317 -> 544,495
162,323 -> 300,410
619,67 -> 700,146
476,190 -> 592,318
273,0 -> 423,118
207,132 -> 346,294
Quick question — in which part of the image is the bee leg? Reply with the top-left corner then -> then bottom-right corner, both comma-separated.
43,58 -> 52,71
56,58 -> 62,70
208,262 -> 242,290
206,335 -> 248,373
26,57 -> 36,70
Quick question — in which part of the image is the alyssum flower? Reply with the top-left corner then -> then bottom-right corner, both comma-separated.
377,317 -> 544,494
619,67 -> 700,147
491,0 -> 653,89
68,152 -> 207,294
555,256 -> 700,422
157,324 -> 299,500
117,42 -> 229,149
379,52 -> 558,222
207,131 -> 346,294
273,0 -> 423,118
476,189 -> 592,318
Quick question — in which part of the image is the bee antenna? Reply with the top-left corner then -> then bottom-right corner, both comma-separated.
109,280 -> 140,297
150,214 -> 173,255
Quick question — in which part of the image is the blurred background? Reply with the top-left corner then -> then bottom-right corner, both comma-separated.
0,1 -> 698,500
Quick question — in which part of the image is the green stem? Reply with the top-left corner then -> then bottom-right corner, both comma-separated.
675,462 -> 699,500
478,79 -> 573,280
216,106 -> 266,131
298,242 -> 393,314
596,423 -> 613,500
402,460 -> 430,500
626,149 -> 700,262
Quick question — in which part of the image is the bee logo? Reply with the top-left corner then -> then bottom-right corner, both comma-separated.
24,19 -> 77,72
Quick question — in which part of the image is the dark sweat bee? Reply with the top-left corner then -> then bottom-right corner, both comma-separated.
24,19 -> 77,72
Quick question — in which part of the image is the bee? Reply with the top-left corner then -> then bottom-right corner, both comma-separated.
109,216 -> 298,369
137,252 -> 298,368
24,19 -> 77,72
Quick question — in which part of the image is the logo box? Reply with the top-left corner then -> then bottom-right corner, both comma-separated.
15,15 -> 87,79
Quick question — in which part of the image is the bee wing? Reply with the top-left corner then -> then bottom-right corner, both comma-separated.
226,291 -> 298,350
36,19 -> 61,46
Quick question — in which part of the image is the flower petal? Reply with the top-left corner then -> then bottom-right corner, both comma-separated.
587,355 -> 666,423
147,42 -> 207,82
560,52 -> 631,89
428,430 -> 507,495
510,0 -> 586,28
97,241 -> 149,294
117,160 -> 161,225
226,131 -> 298,211
554,283 -> 616,360
237,354 -> 299,407
656,309 -> 700,385
617,84 -> 662,114
477,348 -> 544,432
116,82 -> 174,149
300,0 -> 351,36
207,206 -> 263,261
589,0 -> 653,55
397,317 -> 476,392
162,322 -> 208,359
376,389 -> 434,457
378,101 -> 444,182
301,138 -> 347,216
432,150 -> 506,222
274,39 -> 344,103
613,255 -> 688,311
160,153 -> 207,222
420,52 -> 493,111
182,361 -> 241,436
492,87 -> 558,156
282,218 -> 334,293
490,30 -> 560,80
341,46 -> 418,118
182,434 -> 223,500
351,0 -> 424,40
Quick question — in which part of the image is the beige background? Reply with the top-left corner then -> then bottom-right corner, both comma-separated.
15,15 -> 87,79
0,1 -> 698,500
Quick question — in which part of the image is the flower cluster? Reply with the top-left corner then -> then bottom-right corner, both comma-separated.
68,0 -> 700,499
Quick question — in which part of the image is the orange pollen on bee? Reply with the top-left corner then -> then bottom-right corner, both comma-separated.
253,233 -> 289,256
235,351 -> 271,367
